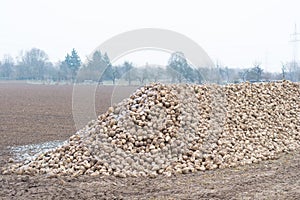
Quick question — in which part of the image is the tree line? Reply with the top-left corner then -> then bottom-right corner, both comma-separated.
1,47 -> 300,84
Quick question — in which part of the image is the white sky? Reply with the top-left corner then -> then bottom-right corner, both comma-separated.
1,0 -> 300,72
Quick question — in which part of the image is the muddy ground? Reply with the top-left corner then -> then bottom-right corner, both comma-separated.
0,82 -> 299,199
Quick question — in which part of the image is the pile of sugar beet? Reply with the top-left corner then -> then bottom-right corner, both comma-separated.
2,80 -> 300,178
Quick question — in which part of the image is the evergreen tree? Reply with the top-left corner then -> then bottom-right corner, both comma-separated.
87,51 -> 105,82
102,52 -> 113,81
63,49 -> 81,81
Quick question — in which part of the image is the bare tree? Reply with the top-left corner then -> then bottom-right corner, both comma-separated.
16,48 -> 49,80
0,55 -> 14,79
281,62 -> 287,79
167,52 -> 195,83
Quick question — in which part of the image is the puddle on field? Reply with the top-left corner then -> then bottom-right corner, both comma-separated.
8,140 -> 67,162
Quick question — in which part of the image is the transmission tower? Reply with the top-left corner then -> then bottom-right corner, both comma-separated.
290,24 -> 300,69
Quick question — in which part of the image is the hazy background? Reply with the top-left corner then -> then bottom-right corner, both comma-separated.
1,0 -> 300,72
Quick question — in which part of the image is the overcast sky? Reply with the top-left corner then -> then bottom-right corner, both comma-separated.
1,0 -> 300,72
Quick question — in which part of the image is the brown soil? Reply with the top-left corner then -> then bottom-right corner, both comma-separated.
0,82 -> 299,200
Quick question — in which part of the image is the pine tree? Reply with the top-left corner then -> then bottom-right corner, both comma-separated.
63,49 -> 81,81
102,52 -> 113,81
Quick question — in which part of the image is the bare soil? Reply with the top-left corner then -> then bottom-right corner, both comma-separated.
0,82 -> 299,200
